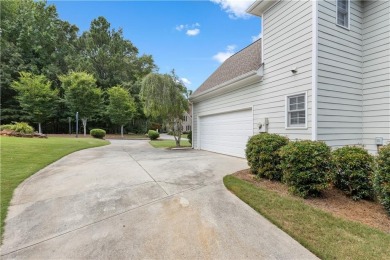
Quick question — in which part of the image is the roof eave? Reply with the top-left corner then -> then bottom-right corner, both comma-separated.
189,70 -> 262,103
246,0 -> 278,16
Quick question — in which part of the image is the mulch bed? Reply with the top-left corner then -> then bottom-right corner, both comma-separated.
233,169 -> 390,233
1,130 -> 47,138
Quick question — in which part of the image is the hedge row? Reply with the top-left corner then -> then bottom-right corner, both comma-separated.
246,133 -> 390,214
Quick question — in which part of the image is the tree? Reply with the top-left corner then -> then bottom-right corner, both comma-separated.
11,72 -> 58,133
107,86 -> 136,138
0,0 -> 79,124
60,72 -> 102,136
75,16 -> 156,90
140,72 -> 188,147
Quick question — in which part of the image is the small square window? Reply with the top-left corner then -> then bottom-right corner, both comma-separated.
287,93 -> 306,128
337,0 -> 349,28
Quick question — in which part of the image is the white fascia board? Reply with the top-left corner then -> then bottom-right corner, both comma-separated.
247,0 -> 279,17
189,71 -> 262,103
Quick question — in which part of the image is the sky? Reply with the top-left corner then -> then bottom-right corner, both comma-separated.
48,0 -> 262,92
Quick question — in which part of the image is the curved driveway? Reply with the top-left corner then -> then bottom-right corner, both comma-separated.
1,140 -> 317,259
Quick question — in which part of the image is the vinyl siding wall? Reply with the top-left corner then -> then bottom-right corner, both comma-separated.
258,0 -> 312,139
192,0 -> 313,148
362,0 -> 390,152
317,0 -> 364,147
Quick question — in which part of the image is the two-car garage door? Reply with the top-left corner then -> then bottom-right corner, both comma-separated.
199,109 -> 253,158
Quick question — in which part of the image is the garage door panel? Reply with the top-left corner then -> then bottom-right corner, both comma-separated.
199,109 -> 253,158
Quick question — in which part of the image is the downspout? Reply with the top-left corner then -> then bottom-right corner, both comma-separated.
190,101 -> 194,149
311,0 -> 318,141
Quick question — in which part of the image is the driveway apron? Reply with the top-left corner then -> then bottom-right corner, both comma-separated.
1,140 -> 317,259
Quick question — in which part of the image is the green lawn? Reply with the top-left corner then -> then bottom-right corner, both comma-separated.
149,139 -> 191,148
224,175 -> 390,260
0,136 -> 109,238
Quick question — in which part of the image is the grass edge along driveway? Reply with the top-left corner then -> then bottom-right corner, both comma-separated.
149,139 -> 191,148
0,137 -> 109,240
224,175 -> 390,260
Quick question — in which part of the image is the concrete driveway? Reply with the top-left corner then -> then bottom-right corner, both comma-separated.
1,140 -> 317,259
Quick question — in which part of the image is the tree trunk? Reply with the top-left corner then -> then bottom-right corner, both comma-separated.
121,125 -> 124,138
38,123 -> 42,134
82,118 -> 88,136
173,119 -> 181,147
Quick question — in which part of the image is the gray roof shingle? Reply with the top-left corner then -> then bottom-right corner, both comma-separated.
193,39 -> 262,96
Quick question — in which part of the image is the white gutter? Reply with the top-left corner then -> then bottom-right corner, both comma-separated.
189,70 -> 262,103
311,0 -> 318,141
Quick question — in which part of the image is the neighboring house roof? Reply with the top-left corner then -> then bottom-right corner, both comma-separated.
192,39 -> 262,96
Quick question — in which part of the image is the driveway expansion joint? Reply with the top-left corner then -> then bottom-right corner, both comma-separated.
122,146 -> 169,196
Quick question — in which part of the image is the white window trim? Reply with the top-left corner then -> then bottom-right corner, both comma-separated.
285,92 -> 308,130
335,0 -> 350,30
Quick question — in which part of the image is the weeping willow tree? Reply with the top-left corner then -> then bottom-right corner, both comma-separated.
140,72 -> 188,147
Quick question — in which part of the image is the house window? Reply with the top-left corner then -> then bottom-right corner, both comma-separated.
286,93 -> 306,128
336,0 -> 349,28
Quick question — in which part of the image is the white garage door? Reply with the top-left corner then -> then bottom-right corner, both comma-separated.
199,109 -> 253,158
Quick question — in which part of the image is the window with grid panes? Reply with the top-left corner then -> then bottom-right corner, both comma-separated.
287,94 -> 306,127
337,0 -> 349,28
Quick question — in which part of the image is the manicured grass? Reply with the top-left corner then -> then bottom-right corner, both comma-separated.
0,136 -> 109,238
166,133 -> 188,139
224,175 -> 390,260
149,139 -> 191,148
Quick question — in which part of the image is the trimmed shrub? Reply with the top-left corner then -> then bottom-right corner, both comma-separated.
245,133 -> 289,180
0,124 -> 14,131
148,130 -> 159,140
332,146 -> 374,200
280,140 -> 332,198
187,130 -> 192,145
374,144 -> 390,215
12,122 -> 34,134
90,129 -> 106,139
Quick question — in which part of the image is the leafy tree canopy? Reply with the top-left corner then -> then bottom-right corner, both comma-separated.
60,71 -> 103,135
107,86 -> 136,137
74,16 -> 157,90
11,72 -> 59,133
140,72 -> 188,146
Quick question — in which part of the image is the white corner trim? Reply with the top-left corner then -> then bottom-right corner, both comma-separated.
196,115 -> 201,150
311,0 -> 318,141
191,102 -> 194,149
189,70 -> 261,103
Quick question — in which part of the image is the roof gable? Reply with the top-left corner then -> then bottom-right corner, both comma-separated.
193,39 -> 262,96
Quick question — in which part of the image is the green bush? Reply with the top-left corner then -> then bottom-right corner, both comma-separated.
187,130 -> 192,145
90,129 -> 106,139
148,130 -> 159,140
279,140 -> 332,198
11,122 -> 34,134
0,124 -> 14,131
374,144 -> 390,215
245,133 -> 289,180
332,146 -> 374,200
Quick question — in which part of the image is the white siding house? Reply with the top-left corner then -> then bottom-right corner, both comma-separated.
190,0 -> 390,158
